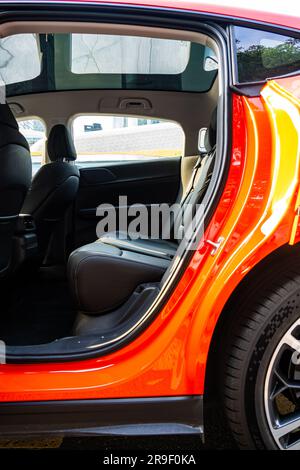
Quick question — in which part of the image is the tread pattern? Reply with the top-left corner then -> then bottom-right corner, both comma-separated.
222,267 -> 300,449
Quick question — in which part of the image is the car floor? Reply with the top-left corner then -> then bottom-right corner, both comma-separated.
0,266 -> 77,346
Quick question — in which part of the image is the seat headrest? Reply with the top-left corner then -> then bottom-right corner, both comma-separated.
0,103 -> 18,129
204,108 -> 217,153
0,104 -> 30,151
47,124 -> 77,162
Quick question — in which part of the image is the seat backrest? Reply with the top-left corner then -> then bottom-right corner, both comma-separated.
0,104 -> 32,277
22,124 -> 80,256
163,108 -> 217,241
161,109 -> 217,283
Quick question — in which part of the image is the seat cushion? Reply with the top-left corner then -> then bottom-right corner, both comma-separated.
68,241 -> 170,315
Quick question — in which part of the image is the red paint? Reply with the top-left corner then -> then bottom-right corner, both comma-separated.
41,0 -> 300,30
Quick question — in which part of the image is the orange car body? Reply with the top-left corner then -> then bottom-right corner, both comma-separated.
0,0 -> 300,436
1,80 -> 300,402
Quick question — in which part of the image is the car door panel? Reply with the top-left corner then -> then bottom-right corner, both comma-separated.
73,158 -> 181,247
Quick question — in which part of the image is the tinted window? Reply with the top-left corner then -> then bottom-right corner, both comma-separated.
5,33 -> 218,96
233,26 -> 300,83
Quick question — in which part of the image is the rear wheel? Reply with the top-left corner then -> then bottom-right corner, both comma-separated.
222,268 -> 300,450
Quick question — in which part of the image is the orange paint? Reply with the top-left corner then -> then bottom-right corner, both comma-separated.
1,94 -> 247,402
2,79 -> 299,402
1,38 -> 300,401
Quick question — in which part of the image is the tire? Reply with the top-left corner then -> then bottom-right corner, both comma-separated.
221,264 -> 300,450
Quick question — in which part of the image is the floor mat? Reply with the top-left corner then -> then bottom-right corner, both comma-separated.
0,271 -> 76,346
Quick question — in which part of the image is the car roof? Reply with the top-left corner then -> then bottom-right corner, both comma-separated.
58,0 -> 300,30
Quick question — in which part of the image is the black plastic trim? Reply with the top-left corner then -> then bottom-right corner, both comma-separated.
0,395 -> 203,438
230,83 -> 264,97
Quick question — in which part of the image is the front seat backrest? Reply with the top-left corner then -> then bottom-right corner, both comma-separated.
0,104 -> 32,277
169,108 -> 217,241
22,124 -> 80,258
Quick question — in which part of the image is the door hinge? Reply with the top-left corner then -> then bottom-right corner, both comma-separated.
206,237 -> 225,255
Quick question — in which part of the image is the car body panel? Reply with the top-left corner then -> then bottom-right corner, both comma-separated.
74,158 -> 180,247
1,74 -> 300,402
0,0 -> 299,420
24,0 -> 300,30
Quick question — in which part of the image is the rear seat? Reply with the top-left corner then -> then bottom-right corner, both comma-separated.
97,108 -> 216,257
68,110 -> 217,315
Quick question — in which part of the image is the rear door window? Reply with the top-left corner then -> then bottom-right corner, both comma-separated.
72,115 -> 184,168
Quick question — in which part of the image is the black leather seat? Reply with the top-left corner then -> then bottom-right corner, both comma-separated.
0,104 -> 32,278
68,109 -> 217,315
22,124 -> 80,260
68,242 -> 169,314
96,108 -> 217,256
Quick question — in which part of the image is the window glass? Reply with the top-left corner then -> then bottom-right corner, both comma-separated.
203,45 -> 218,71
18,118 -> 46,175
0,34 -> 41,86
5,33 -> 218,96
72,115 -> 184,167
233,26 -> 300,83
71,34 -> 190,74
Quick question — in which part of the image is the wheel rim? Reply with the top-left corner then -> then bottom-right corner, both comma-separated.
264,318 -> 300,450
